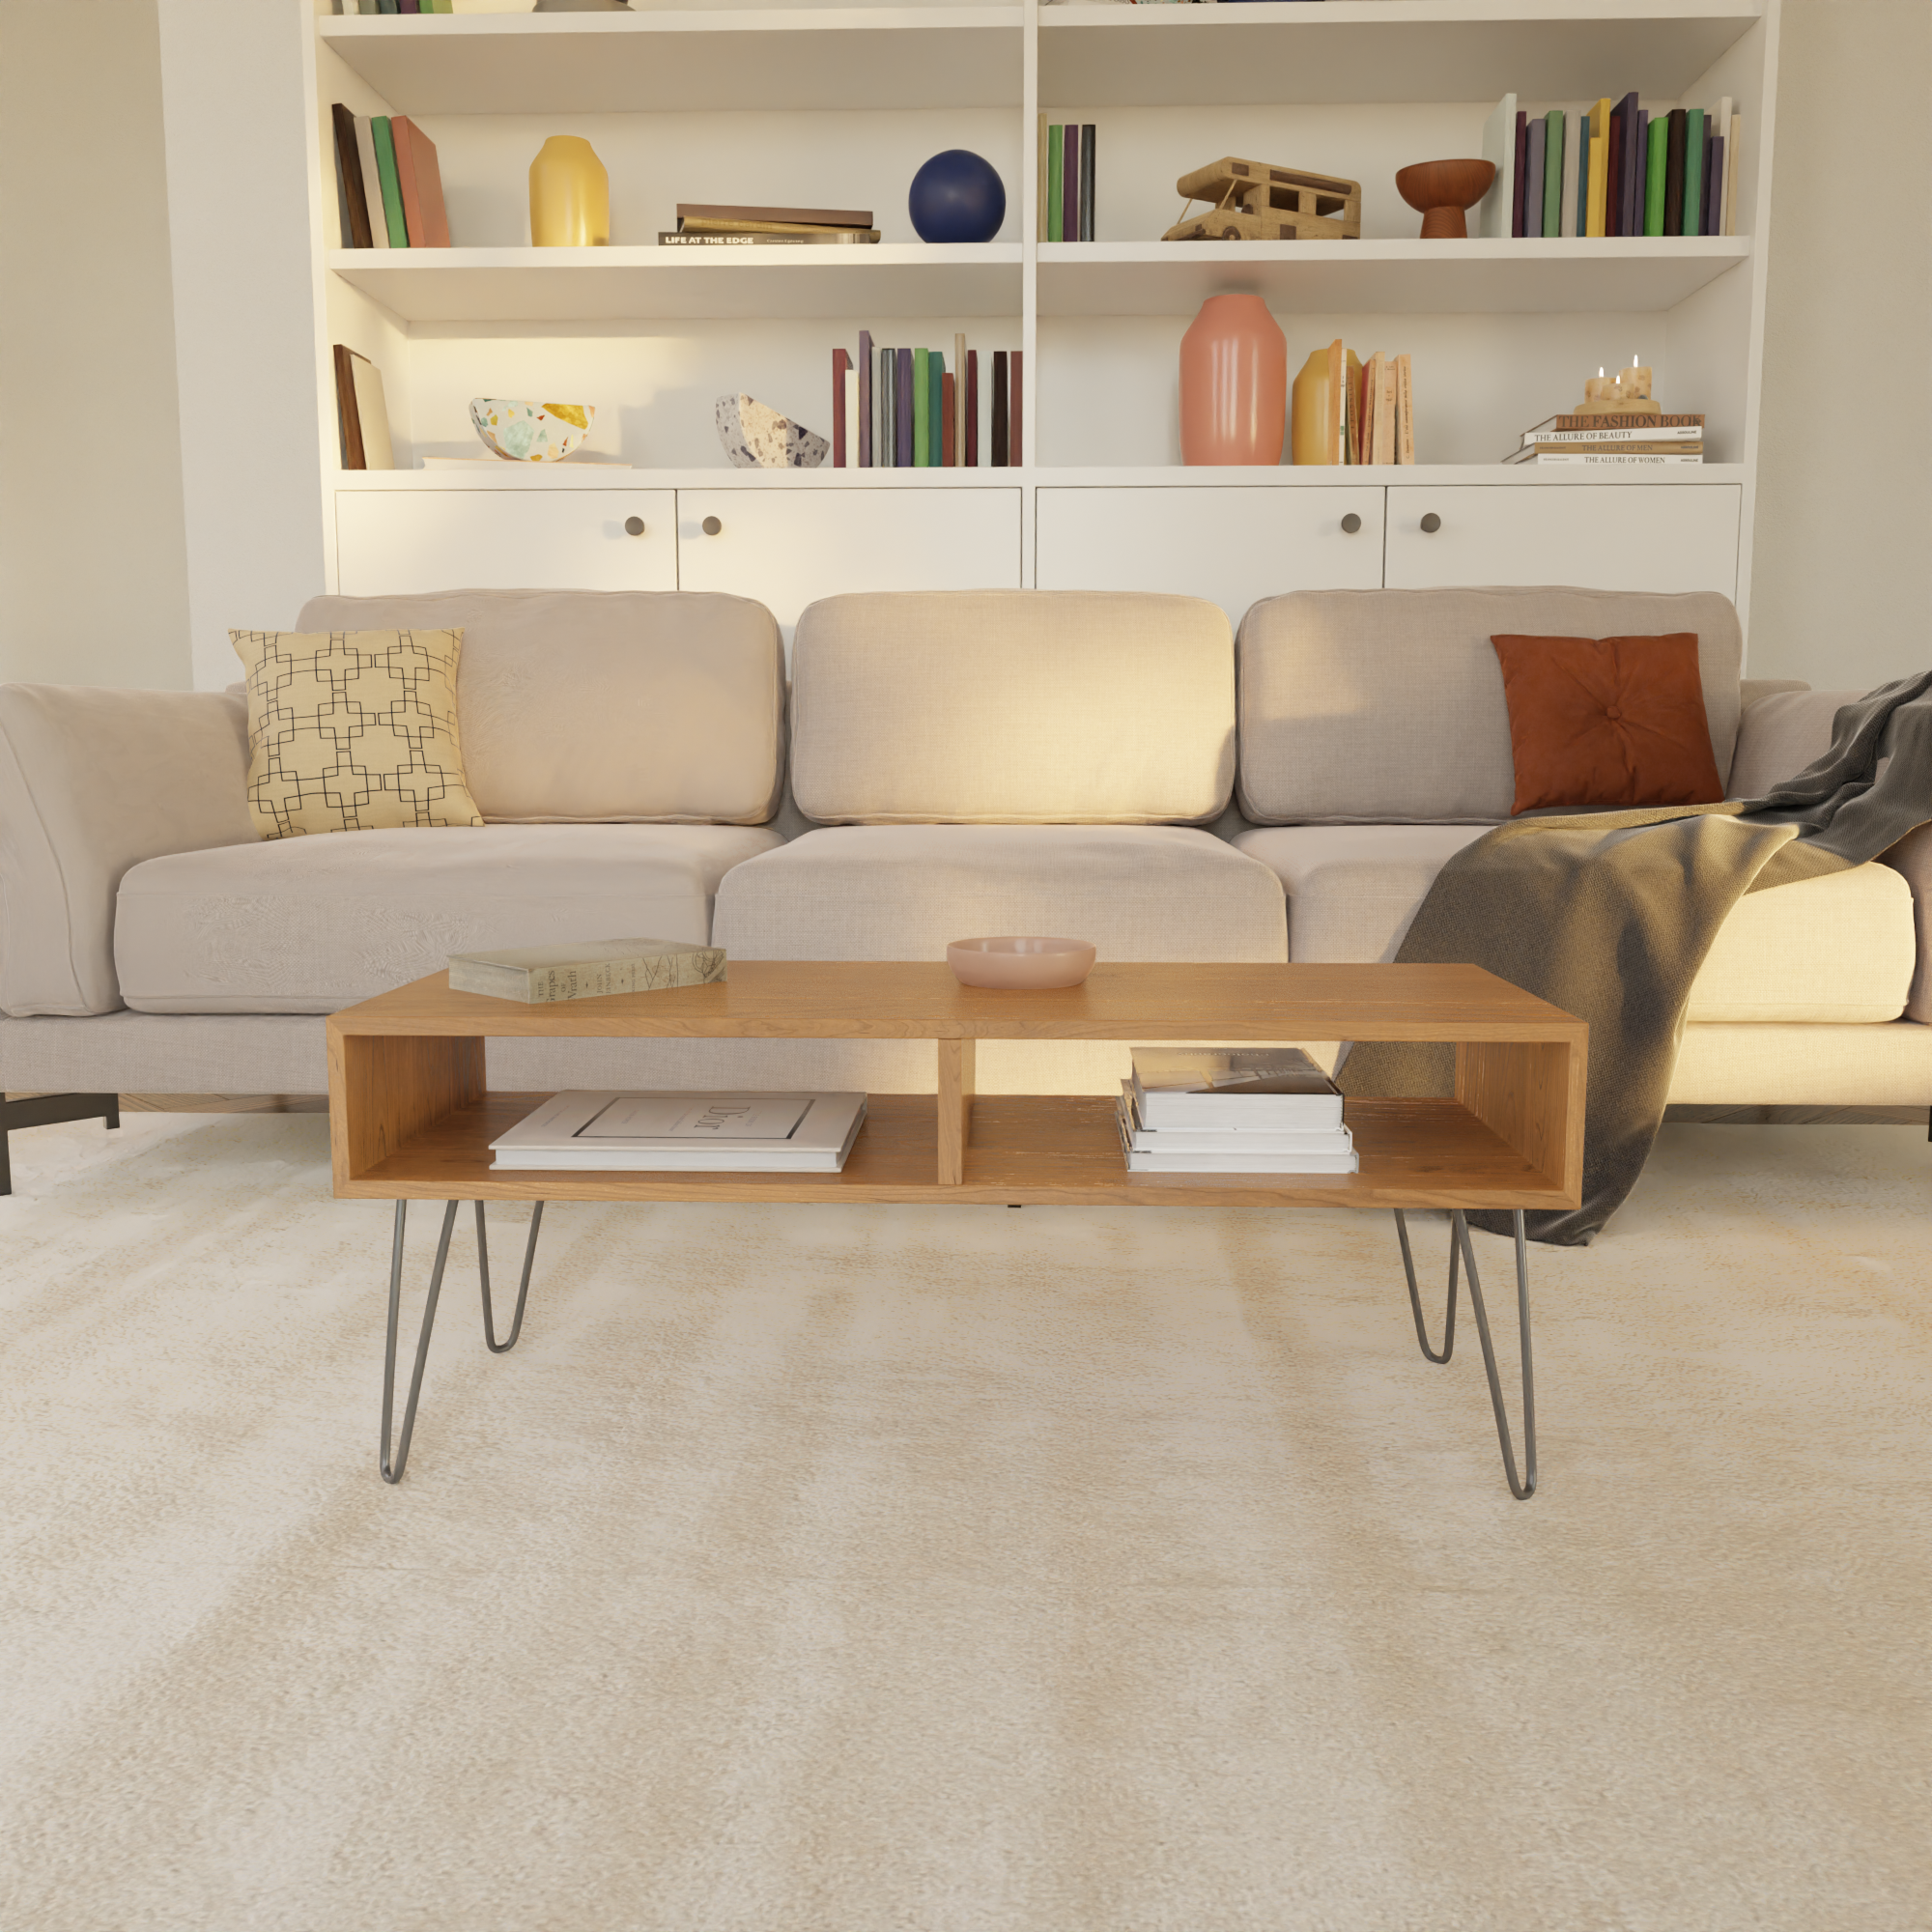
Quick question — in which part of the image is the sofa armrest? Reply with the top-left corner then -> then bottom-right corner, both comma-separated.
0,685 -> 254,1016
1726,687 -> 1866,799
1881,822 -> 1932,1024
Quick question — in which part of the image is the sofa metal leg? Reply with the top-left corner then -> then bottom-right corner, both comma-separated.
476,1199 -> 544,1353
1393,1208 -> 1537,1500
382,1200 -> 459,1485
0,1093 -> 122,1196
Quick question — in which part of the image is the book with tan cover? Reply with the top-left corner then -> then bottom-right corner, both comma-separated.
448,937 -> 727,1005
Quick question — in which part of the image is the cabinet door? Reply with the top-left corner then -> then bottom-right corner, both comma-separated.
1383,485 -> 1742,598
1035,486 -> 1385,631
675,488 -> 1022,634
334,490 -> 678,596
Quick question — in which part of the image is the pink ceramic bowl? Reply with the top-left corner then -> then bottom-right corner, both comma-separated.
947,936 -> 1097,990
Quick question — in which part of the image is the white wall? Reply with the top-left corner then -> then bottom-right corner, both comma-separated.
156,0 -> 327,690
1747,0 -> 1932,689
0,0 -> 191,689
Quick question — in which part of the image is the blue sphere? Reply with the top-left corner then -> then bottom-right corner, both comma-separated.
908,150 -> 1007,243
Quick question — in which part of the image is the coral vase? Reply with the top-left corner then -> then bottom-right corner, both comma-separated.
529,135 -> 610,247
1179,295 -> 1287,466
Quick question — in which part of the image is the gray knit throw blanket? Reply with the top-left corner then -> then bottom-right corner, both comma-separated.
1339,670 -> 1932,1245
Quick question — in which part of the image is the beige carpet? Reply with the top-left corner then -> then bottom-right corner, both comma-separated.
0,1113 -> 1926,1932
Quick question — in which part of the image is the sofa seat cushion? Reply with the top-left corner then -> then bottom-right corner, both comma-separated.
115,824 -> 782,1014
1233,826 -> 1917,1021
712,826 -> 1287,962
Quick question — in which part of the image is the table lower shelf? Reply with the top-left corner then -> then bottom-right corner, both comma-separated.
339,1094 -> 1572,1209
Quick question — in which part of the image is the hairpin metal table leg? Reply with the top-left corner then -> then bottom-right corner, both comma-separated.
476,1199 -> 544,1353
381,1200 -> 459,1486
1393,1208 -> 1537,1499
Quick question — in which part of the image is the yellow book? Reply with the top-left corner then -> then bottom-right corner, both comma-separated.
1586,98 -> 1611,237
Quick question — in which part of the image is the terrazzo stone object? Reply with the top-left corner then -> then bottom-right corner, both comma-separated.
715,393 -> 830,469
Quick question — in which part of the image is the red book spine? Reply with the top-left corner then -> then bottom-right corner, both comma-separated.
965,351 -> 978,467
832,348 -> 850,467
389,117 -> 424,246
405,119 -> 451,247
1010,351 -> 1022,466
941,372 -> 955,467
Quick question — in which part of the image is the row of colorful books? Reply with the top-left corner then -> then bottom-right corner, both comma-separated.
334,2 -> 460,14
328,103 -> 450,249
1504,412 -> 1704,468
1496,92 -> 1741,239
1037,124 -> 1096,242
660,203 -> 880,248
830,334 -> 1023,468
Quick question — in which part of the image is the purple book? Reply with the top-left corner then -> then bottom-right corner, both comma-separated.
1511,111 -> 1527,237
1617,93 -> 1640,238
1704,132 -> 1723,234
1633,107 -> 1649,235
858,328 -> 872,467
1064,124 -> 1080,246
896,347 -> 914,468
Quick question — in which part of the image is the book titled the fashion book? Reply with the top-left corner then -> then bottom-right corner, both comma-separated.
490,1092 -> 867,1172
447,937 -> 725,1005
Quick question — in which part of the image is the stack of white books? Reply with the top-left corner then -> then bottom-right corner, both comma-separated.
490,1092 -> 867,1173
1117,1048 -> 1356,1175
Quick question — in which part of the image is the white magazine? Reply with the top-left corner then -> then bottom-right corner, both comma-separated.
491,1091 -> 867,1171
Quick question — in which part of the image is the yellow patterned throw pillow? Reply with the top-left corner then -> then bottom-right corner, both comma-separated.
229,628 -> 485,839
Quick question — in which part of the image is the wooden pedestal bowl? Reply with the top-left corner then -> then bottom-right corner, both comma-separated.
1395,159 -> 1497,240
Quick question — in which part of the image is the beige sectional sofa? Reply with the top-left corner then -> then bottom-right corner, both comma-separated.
0,584 -> 1925,1116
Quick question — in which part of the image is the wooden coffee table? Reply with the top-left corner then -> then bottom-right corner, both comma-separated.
329,962 -> 1586,1496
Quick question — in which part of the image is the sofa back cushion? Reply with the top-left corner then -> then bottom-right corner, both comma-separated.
788,590 -> 1236,825
1236,586 -> 1744,825
295,589 -> 783,825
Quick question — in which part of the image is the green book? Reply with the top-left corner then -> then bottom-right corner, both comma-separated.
928,352 -> 945,466
1681,108 -> 1704,234
1645,115 -> 1667,235
1574,114 -> 1590,238
1542,111 -> 1564,238
370,117 -> 408,248
913,347 -> 929,466
1047,125 -> 1064,242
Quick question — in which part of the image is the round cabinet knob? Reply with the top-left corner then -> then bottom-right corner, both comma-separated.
1419,512 -> 1442,533
701,516 -> 723,536
1341,513 -> 1362,534
623,516 -> 645,536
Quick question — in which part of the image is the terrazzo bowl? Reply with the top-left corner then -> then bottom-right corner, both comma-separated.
947,937 -> 1097,990
469,398 -> 595,462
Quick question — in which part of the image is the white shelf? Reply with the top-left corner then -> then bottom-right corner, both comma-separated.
1037,237 -> 1750,316
327,244 -> 1023,322
1039,0 -> 1763,107
320,9 -> 1024,113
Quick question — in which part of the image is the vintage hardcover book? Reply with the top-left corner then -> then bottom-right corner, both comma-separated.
896,348 -> 914,468
676,202 -> 872,229
1376,355 -> 1396,467
1511,110 -> 1527,237
990,351 -> 1009,467
1358,352 -> 1381,464
394,116 -> 450,245
1064,123 -> 1080,245
491,1091 -> 865,1173
857,329 -> 873,468
1543,110 -> 1565,238
1047,125 -> 1064,242
354,117 -> 389,250
1523,115 -> 1545,238
1681,108 -> 1704,234
449,938 -> 726,1006
953,331 -> 967,462
1396,354 -> 1414,464
912,348 -> 929,467
1010,351 -> 1022,465
330,104 -> 372,249
332,345 -> 363,469
369,117 -> 409,247
965,350 -> 979,467
832,348 -> 850,467
1080,122 -> 1095,240
1662,107 -> 1688,235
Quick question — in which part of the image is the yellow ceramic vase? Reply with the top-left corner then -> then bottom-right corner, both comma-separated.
1290,349 -> 1334,466
529,136 -> 610,247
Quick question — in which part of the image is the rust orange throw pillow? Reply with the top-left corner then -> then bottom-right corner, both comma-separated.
1490,632 -> 1724,816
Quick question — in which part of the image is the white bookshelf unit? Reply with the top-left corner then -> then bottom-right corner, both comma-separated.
306,0 -> 1779,637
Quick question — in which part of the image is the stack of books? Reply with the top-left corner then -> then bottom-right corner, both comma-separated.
1037,123 -> 1096,241
1487,92 -> 1741,240
491,1092 -> 867,1173
833,333 -> 1020,468
328,103 -> 450,249
659,204 -> 880,247
1117,1048 -> 1357,1177
1505,412 -> 1704,467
